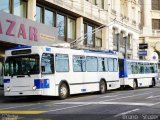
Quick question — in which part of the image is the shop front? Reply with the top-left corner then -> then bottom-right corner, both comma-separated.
0,11 -> 58,85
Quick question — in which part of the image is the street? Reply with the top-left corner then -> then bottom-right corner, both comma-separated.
0,86 -> 160,120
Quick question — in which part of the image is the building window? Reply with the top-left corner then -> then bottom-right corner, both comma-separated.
45,9 -> 55,27
87,25 -> 94,47
0,0 -> 10,13
95,29 -> 102,47
152,0 -> 160,10
99,0 -> 105,9
36,4 -> 77,41
68,18 -> 76,39
36,6 -> 43,23
131,7 -> 135,21
57,14 -> 65,37
84,22 -> 102,48
0,0 -> 27,18
93,0 -> 97,5
152,19 -> 160,29
128,34 -> 132,50
111,0 -> 116,10
13,0 -> 27,18
120,31 -> 124,48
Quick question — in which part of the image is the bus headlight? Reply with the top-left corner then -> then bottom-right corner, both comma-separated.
6,87 -> 10,92
32,86 -> 36,90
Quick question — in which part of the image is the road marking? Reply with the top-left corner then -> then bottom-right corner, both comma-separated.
114,109 -> 140,117
0,110 -> 47,114
146,95 -> 160,99
47,104 -> 88,112
55,102 -> 154,106
46,92 -> 153,113
100,94 -> 124,98
103,92 -> 153,102
152,101 -> 160,106
0,103 -> 42,110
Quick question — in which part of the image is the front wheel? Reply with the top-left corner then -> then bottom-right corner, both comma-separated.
59,83 -> 69,100
99,80 -> 106,94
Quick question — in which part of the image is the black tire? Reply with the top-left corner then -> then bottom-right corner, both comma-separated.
133,80 -> 137,90
59,83 -> 69,100
99,80 -> 106,94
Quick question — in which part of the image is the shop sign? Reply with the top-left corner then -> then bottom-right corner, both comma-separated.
0,12 -> 58,46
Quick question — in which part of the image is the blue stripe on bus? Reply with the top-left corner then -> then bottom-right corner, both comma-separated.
34,79 -> 50,89
6,45 -> 31,50
4,79 -> 10,83
46,48 -> 51,52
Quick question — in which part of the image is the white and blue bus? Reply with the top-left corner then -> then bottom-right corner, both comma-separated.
3,46 -> 120,99
119,59 -> 159,89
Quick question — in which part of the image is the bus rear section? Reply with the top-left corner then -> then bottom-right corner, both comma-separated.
119,59 -> 159,89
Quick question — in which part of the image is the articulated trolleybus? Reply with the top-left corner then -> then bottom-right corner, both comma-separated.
4,46 -> 120,99
119,59 -> 159,89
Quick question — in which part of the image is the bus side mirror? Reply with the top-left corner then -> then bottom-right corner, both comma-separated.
41,66 -> 45,72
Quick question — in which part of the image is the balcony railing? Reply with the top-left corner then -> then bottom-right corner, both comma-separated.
49,0 -> 107,24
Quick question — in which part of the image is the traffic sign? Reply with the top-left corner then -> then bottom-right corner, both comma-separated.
139,43 -> 148,49
138,51 -> 147,56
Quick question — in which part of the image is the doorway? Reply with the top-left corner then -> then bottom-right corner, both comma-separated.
0,57 -> 3,86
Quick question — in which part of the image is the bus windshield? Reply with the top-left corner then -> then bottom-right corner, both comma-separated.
4,54 -> 40,76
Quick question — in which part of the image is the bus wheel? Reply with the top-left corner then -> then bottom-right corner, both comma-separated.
59,83 -> 69,100
99,80 -> 106,94
133,80 -> 137,90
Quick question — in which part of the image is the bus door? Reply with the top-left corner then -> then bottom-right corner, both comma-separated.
0,57 -> 3,86
41,53 -> 54,95
118,59 -> 127,86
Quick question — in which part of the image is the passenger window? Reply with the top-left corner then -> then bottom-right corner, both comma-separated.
113,58 -> 118,71
86,56 -> 98,72
41,53 -> 54,74
73,55 -> 86,72
55,54 -> 69,72
98,58 -> 108,72
139,63 -> 144,74
108,58 -> 114,72
127,62 -> 132,75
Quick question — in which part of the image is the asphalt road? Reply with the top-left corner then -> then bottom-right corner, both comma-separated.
0,85 -> 160,120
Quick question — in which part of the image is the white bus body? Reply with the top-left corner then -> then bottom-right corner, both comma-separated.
119,59 -> 159,89
4,46 -> 120,99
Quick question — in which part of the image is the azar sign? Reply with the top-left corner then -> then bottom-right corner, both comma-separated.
0,20 -> 38,41
0,12 -> 58,46
139,43 -> 148,49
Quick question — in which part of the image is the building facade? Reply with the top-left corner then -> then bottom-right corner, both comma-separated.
0,0 -> 141,85
140,0 -> 160,62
